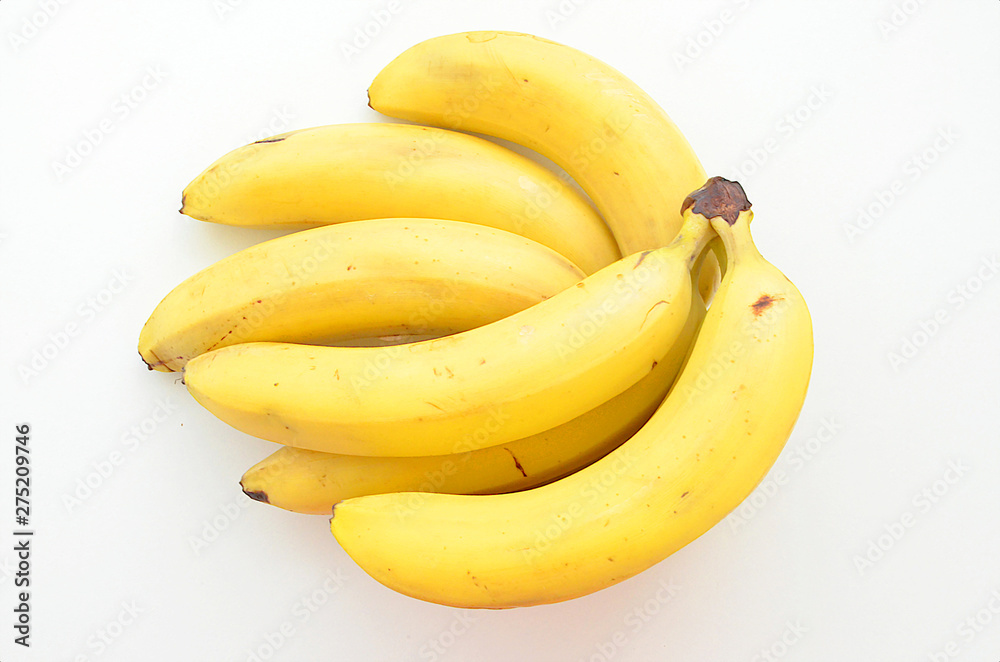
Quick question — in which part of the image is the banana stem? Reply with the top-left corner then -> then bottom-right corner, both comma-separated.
682,176 -> 752,274
709,211 -> 757,268
662,212 -> 714,269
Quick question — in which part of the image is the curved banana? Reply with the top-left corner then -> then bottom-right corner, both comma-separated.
239,355 -> 677,514
239,260 -> 709,513
329,178 -> 814,608
367,31 -> 706,258
182,208 -> 716,457
139,218 -> 586,372
180,122 -> 619,275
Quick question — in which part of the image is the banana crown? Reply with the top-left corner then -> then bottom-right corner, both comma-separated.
681,176 -> 752,227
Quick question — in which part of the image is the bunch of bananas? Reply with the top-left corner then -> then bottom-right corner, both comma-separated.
140,31 -> 813,608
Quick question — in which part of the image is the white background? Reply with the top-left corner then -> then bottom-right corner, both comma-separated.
2,1 -> 999,660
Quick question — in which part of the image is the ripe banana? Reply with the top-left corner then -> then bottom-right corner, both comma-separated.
239,258 -> 710,513
239,354 -> 677,514
182,208 -> 717,457
138,218 -> 586,372
180,122 -> 619,275
329,178 -> 814,608
367,31 -> 707,258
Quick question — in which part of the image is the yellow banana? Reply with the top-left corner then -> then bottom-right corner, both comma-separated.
182,207 -> 717,457
239,355 -> 677,514
367,31 -> 707,257
180,122 -> 619,275
138,218 -> 585,372
329,178 -> 814,608
239,264 -> 708,513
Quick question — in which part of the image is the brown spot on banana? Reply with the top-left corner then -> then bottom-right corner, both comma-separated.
141,349 -> 166,371
242,487 -> 269,504
751,294 -> 781,316
639,300 -> 669,331
633,250 -> 653,269
504,448 -> 527,478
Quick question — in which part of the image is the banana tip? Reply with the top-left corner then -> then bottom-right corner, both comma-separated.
242,485 -> 270,504
140,348 -> 173,372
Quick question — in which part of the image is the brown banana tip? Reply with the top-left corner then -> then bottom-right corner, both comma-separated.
242,486 -> 269,504
141,349 -> 174,372
681,177 -> 751,226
